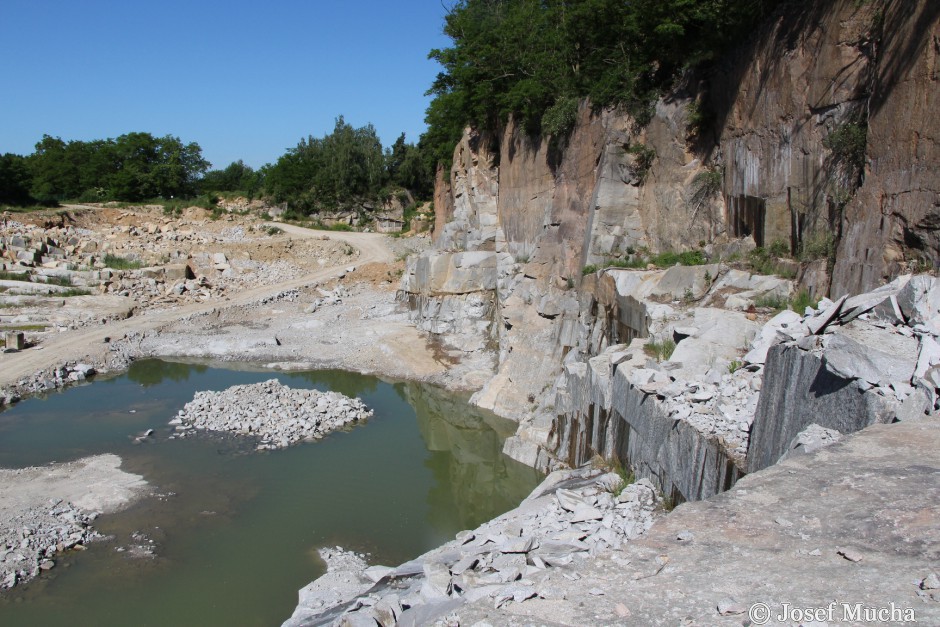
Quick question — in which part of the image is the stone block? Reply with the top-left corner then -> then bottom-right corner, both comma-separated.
4,331 -> 25,351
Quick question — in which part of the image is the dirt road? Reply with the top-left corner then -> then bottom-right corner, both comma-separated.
0,222 -> 395,390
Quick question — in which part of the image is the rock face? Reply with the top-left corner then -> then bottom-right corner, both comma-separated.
401,0 -> 939,514
170,379 -> 373,450
831,1 -> 940,294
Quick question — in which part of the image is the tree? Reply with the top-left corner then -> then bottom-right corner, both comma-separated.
264,117 -> 390,213
423,0 -> 783,164
201,160 -> 261,197
0,153 -> 34,206
25,132 -> 208,202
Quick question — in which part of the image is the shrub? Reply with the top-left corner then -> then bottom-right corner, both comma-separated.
627,143 -> 656,183
61,288 -> 91,297
688,167 -> 723,214
541,96 -> 579,138
768,239 -> 790,258
685,100 -> 715,142
606,457 -> 635,496
824,122 -> 867,177
747,247 -> 777,275
43,275 -> 73,287
790,289 -> 819,313
650,250 -> 706,267
754,292 -> 788,311
799,233 -> 834,262
103,254 -> 143,270
0,270 -> 29,281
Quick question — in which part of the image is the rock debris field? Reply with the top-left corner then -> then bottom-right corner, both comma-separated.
283,467 -> 661,626
0,500 -> 101,590
169,379 -> 373,450
0,454 -> 148,592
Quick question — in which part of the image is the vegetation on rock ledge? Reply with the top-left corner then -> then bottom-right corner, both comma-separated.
424,0 -> 783,164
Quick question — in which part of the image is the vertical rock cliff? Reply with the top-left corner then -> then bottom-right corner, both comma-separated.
401,0 -> 940,501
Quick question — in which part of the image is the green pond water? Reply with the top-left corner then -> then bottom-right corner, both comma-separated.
0,359 -> 542,626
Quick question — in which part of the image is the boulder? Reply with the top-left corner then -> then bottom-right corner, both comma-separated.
166,264 -> 194,281
806,294 -> 847,334
744,309 -> 807,365
778,423 -> 843,462
823,332 -> 916,386
896,275 -> 940,333
648,264 -> 722,301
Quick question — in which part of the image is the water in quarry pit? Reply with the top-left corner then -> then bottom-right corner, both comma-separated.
0,359 -> 543,626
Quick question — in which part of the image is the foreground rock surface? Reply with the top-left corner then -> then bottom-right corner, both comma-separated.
453,417 -> 940,625
0,454 -> 148,591
171,379 -> 373,450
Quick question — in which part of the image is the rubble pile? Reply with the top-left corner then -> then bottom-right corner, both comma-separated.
0,500 -> 103,590
170,379 -> 373,450
284,467 -> 661,626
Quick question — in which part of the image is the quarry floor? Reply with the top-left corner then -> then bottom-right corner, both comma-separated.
454,417 -> 940,626
1,206 -> 938,624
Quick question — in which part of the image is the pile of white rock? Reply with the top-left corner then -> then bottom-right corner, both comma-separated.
0,500 -> 102,590
284,467 -> 662,627
170,379 -> 373,450
625,273 -> 940,461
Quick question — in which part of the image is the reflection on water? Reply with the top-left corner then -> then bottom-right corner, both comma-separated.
126,360 -> 208,387
404,382 -> 537,533
0,360 -> 542,627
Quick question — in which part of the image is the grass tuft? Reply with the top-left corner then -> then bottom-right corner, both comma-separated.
103,254 -> 143,270
644,336 -> 676,362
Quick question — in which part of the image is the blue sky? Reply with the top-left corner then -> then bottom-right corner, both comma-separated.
0,0 -> 452,169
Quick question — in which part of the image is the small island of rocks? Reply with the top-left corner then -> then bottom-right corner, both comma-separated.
169,379 -> 373,450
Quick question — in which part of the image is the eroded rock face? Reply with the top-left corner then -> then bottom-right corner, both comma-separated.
832,1 -> 940,294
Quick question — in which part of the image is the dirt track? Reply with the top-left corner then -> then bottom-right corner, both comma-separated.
0,220 -> 395,391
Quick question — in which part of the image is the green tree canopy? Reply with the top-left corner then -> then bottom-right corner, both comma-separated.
22,132 -> 208,203
0,153 -> 34,206
424,0 -> 781,164
264,117 -> 432,214
201,160 -> 263,198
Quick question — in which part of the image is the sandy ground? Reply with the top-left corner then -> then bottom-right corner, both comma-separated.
0,454 -> 147,517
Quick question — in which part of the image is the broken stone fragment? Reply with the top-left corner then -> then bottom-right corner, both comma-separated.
717,598 -> 747,616
822,333 -> 915,386
837,547 -> 864,562
807,294 -> 847,334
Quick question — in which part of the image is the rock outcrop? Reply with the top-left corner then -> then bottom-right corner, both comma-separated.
831,0 -> 940,294
401,0 -> 939,503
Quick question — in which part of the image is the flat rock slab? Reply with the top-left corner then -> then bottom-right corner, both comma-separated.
455,418 -> 940,625
0,453 -> 148,515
